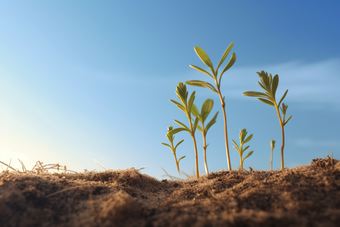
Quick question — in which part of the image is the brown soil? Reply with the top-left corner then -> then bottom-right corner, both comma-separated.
0,156 -> 339,227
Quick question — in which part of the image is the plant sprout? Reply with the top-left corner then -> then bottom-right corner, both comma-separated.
243,71 -> 292,170
270,140 -> 275,171
161,125 -> 186,173
186,43 -> 236,171
169,82 -> 200,178
232,128 -> 254,171
191,99 -> 219,175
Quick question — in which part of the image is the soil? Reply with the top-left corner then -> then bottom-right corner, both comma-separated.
0,156 -> 339,227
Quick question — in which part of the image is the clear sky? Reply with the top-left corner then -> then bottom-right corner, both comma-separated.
1,1 -> 339,180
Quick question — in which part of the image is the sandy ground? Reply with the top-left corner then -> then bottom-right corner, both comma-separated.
0,156 -> 339,227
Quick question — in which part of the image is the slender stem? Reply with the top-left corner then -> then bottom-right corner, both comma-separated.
188,115 -> 199,179
280,124 -> 285,169
239,156 -> 243,171
173,152 -> 180,173
270,148 -> 273,171
203,133 -> 209,175
274,104 -> 285,170
192,135 -> 199,178
217,90 -> 232,171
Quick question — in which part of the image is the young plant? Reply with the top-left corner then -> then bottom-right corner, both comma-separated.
169,82 -> 200,178
232,128 -> 254,171
161,125 -> 186,173
186,43 -> 236,171
243,71 -> 292,170
270,140 -> 276,171
191,99 -> 219,175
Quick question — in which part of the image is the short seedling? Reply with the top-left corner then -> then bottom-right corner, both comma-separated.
191,99 -> 219,175
243,71 -> 292,169
186,43 -> 236,171
232,128 -> 254,171
169,82 -> 200,178
270,140 -> 276,171
161,125 -> 186,173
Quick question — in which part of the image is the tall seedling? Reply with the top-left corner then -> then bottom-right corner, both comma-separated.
186,43 -> 236,171
169,82 -> 200,178
243,71 -> 292,170
191,99 -> 219,175
161,125 -> 186,173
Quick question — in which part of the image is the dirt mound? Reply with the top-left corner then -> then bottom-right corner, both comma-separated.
0,157 -> 339,227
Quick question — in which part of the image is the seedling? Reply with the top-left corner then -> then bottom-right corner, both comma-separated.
186,43 -> 236,171
191,99 -> 219,175
232,128 -> 254,171
161,125 -> 186,173
169,82 -> 200,178
270,140 -> 276,171
243,71 -> 292,169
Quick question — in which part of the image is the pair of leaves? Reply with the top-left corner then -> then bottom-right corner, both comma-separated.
243,71 -> 292,126
169,82 -> 199,136
161,126 -> 184,152
231,128 -> 254,162
161,125 -> 186,169
243,71 -> 288,108
186,43 -> 236,92
280,103 -> 292,126
191,99 -> 219,136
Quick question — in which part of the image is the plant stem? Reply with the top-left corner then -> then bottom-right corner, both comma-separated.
217,88 -> 232,171
174,153 -> 180,173
239,156 -> 243,171
191,135 -> 199,178
188,113 -> 199,179
274,104 -> 285,170
202,134 -> 209,175
270,148 -> 273,171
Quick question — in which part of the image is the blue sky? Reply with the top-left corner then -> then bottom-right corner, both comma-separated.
0,1 -> 339,180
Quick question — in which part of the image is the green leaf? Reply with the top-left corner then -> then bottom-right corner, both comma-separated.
194,46 -> 215,75
216,42 -> 234,73
193,116 -> 199,133
284,115 -> 292,126
185,80 -> 218,93
196,123 -> 203,133
242,91 -> 271,99
244,134 -> 253,144
178,156 -> 186,163
219,52 -> 236,85
174,139 -> 184,150
268,73 -> 273,90
242,150 -> 254,161
258,98 -> 275,106
188,91 -> 196,115
191,103 -> 200,117
166,133 -> 173,143
272,74 -> 279,99
205,111 -> 219,134
257,81 -> 266,90
170,99 -> 186,112
243,145 -> 250,152
231,139 -> 239,150
169,127 -> 188,136
189,65 -> 214,79
278,89 -> 288,107
161,143 -> 172,149
260,75 -> 271,91
174,120 -> 190,131
201,99 -> 214,123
